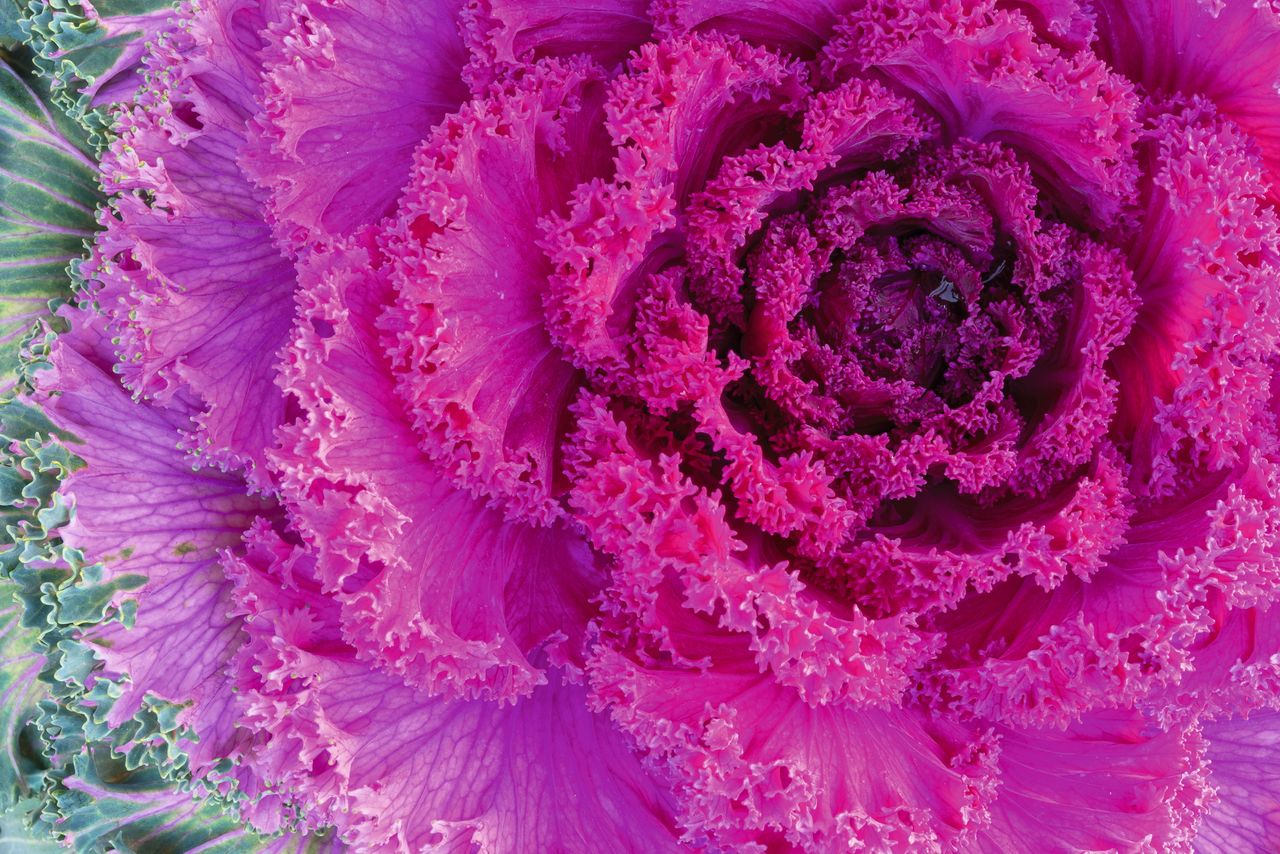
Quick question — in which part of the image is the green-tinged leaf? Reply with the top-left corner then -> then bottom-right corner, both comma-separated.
0,407 -> 62,827
50,749 -> 340,854
0,399 -> 71,445
0,401 -> 62,541
0,581 -> 51,811
0,797 -> 61,852
0,48 -> 97,396
0,1 -> 24,47
20,0 -> 176,146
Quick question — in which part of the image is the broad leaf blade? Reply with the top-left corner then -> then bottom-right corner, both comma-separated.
0,54 -> 82,822
0,48 -> 97,396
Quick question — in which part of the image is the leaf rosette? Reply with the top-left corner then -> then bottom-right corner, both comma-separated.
11,0 -> 1280,851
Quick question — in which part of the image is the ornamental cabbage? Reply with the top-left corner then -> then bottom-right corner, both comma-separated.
5,0 -> 1280,851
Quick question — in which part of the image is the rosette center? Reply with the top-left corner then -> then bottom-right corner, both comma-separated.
739,143 -> 1064,442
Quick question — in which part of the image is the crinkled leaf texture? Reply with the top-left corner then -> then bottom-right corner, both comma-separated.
0,6 -> 345,849
11,0 -> 1280,850
20,0 -> 178,146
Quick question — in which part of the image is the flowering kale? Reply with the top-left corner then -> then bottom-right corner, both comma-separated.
4,0 -> 1280,851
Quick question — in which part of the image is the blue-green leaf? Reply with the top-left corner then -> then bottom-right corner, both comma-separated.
0,49 -> 97,395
